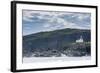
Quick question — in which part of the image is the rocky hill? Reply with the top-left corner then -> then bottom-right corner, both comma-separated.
23,28 -> 91,57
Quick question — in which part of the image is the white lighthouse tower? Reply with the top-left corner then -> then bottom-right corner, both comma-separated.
76,36 -> 83,43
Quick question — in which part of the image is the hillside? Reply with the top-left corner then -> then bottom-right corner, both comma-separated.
23,28 -> 91,57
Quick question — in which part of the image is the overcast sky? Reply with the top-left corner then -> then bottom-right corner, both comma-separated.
22,10 -> 91,36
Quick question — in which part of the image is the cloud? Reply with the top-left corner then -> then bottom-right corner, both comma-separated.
43,24 -> 51,28
23,10 -> 74,21
42,13 -> 90,31
23,10 -> 91,34
73,13 -> 90,20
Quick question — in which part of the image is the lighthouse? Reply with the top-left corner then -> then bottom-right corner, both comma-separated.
76,36 -> 83,43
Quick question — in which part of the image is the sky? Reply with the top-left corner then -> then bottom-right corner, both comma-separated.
22,10 -> 91,36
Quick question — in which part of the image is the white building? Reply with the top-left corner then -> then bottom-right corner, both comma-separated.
76,36 -> 83,43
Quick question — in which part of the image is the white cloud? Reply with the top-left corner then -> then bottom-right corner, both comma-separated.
23,11 -> 35,22
23,10 -> 90,31
71,13 -> 90,20
43,24 -> 51,28
23,10 -> 74,21
42,16 -> 84,31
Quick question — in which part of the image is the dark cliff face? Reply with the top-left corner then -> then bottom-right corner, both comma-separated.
23,28 -> 91,55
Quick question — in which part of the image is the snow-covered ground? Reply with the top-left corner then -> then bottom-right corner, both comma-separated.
23,56 -> 91,63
